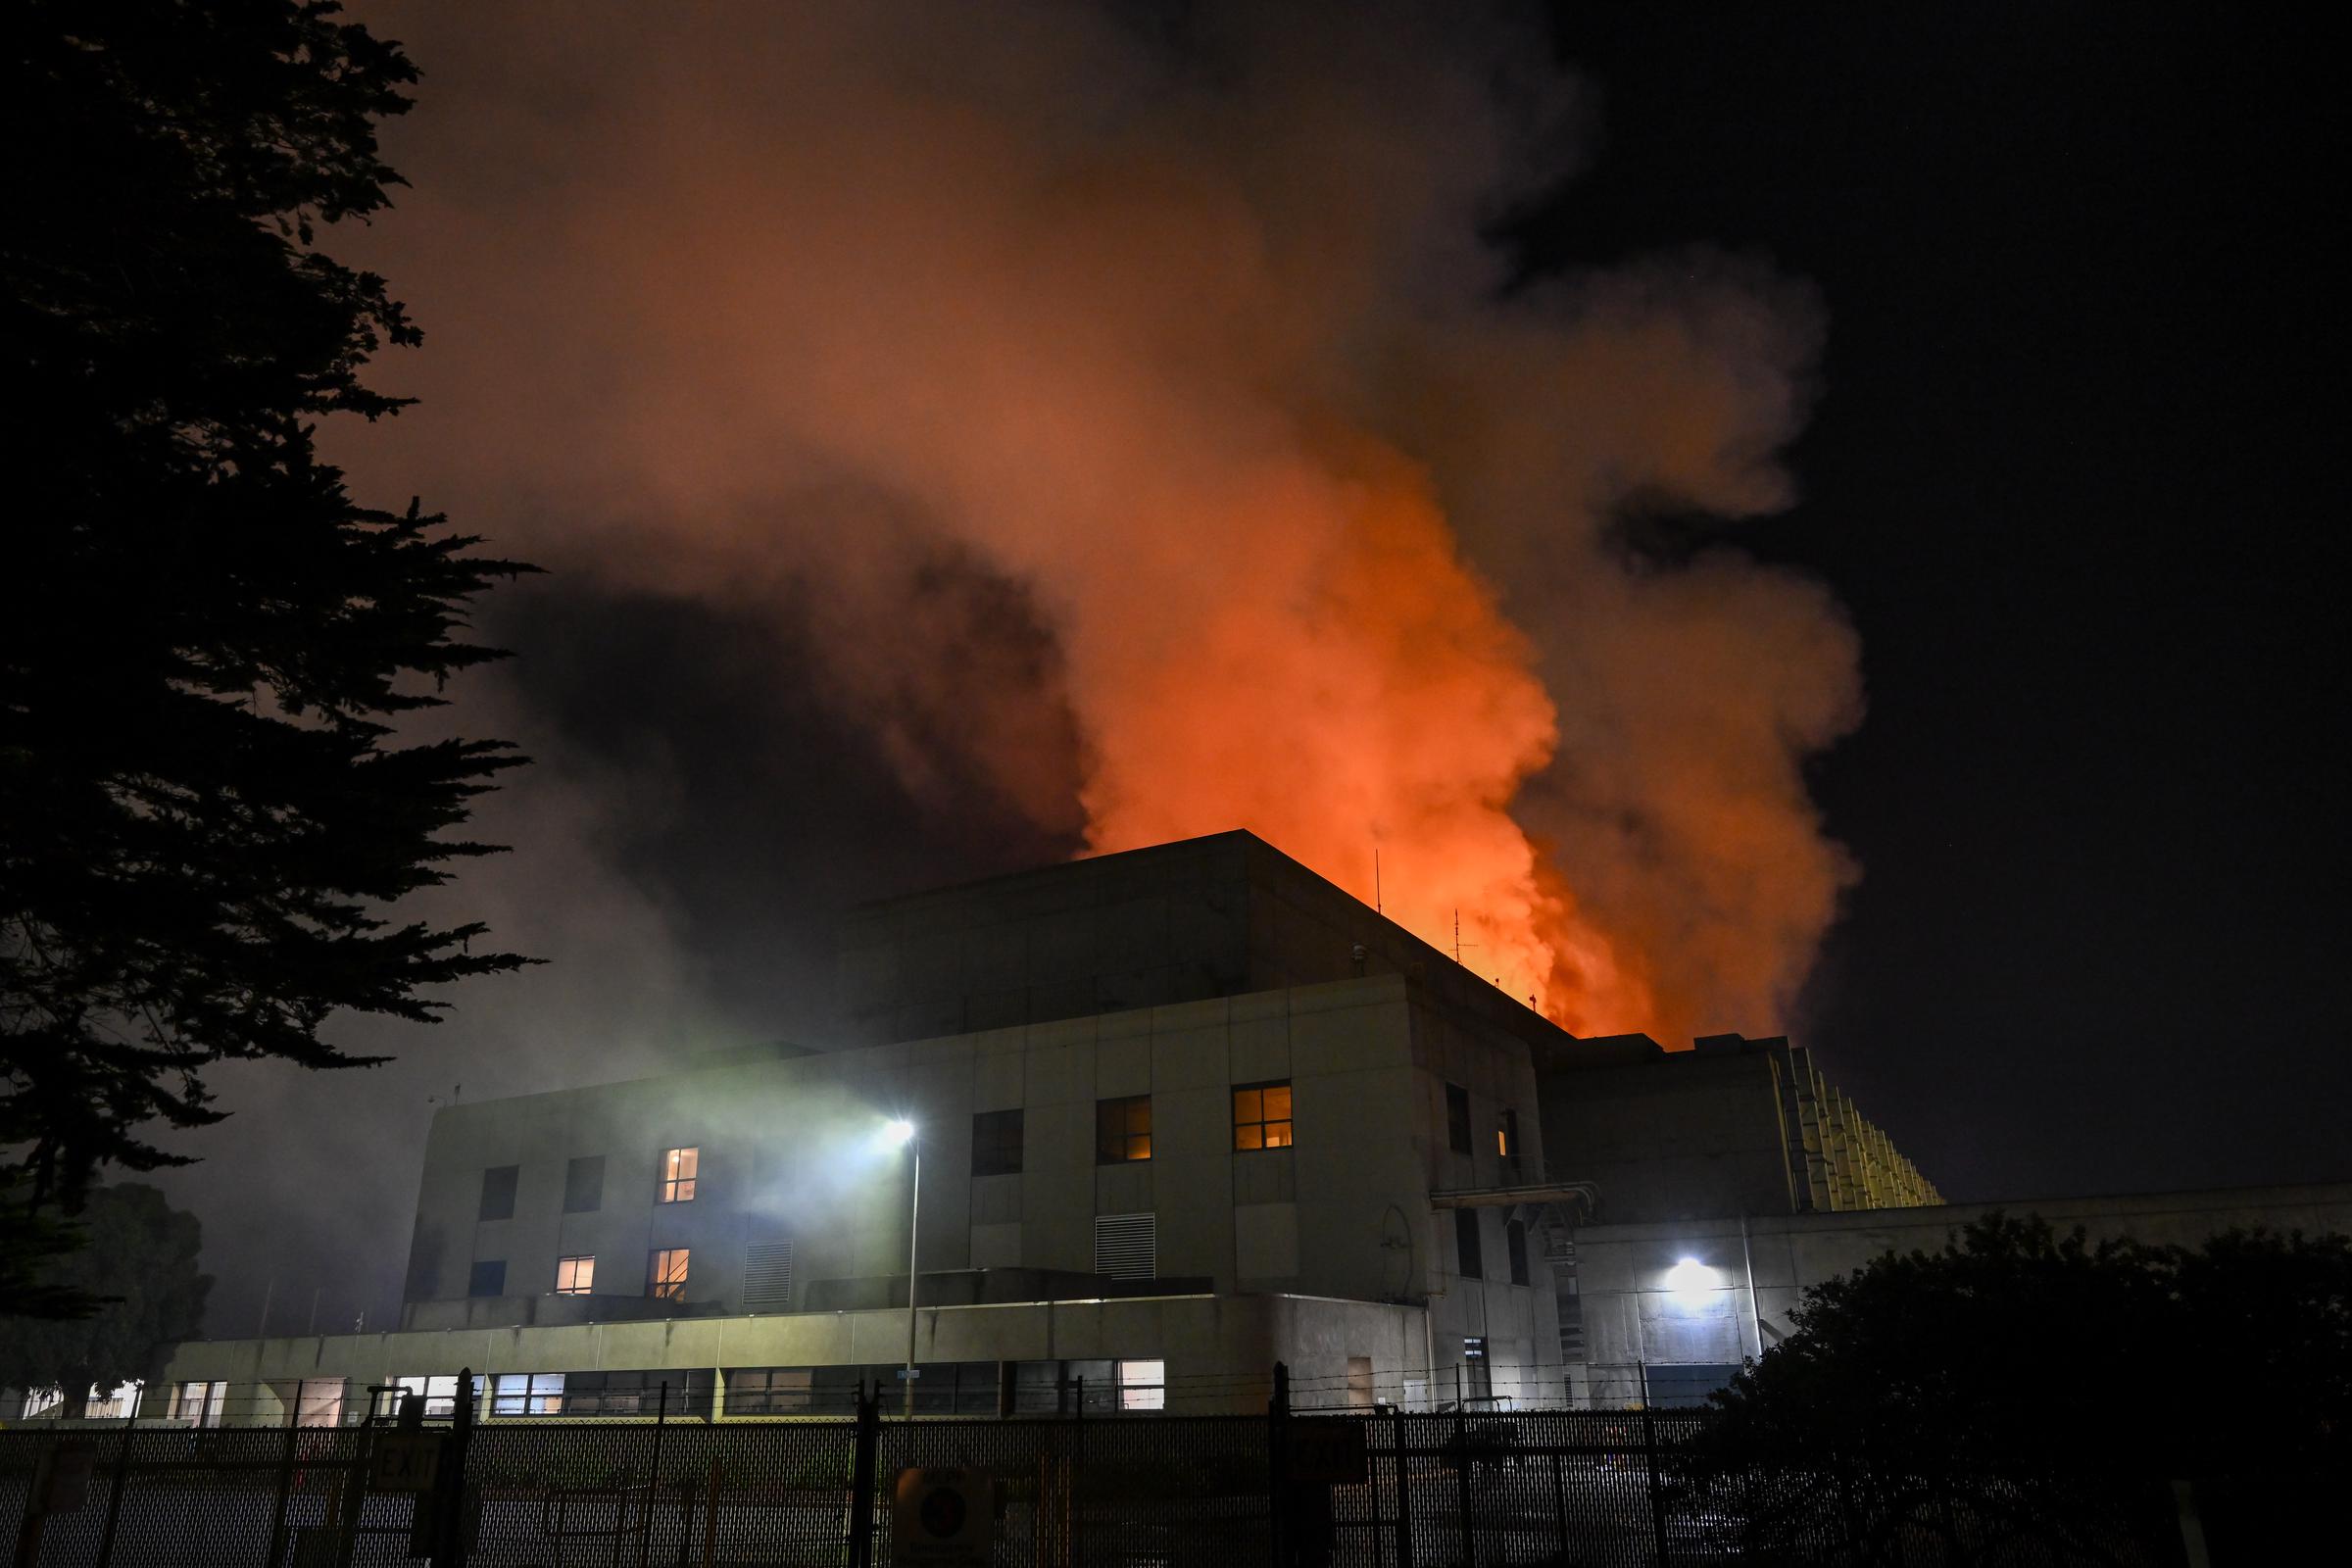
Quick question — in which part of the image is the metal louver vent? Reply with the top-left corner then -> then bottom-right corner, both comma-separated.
742,1240 -> 795,1311
1093,1212 -> 1155,1280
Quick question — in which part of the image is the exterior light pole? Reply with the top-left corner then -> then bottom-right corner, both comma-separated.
885,1119 -> 920,1418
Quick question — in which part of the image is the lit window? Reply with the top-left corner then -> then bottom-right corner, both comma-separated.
649,1247 -> 690,1300
490,1372 -> 565,1417
1095,1096 -> 1152,1163
971,1109 -> 1024,1177
1496,1108 -> 1519,1158
1445,1084 -> 1472,1154
171,1381 -> 226,1427
392,1375 -> 484,1420
555,1254 -> 596,1296
1116,1358 -> 1166,1412
1232,1082 -> 1294,1151
659,1147 -> 699,1203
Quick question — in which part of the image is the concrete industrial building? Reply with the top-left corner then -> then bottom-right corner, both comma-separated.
149,834 -> 1612,1423
62,830 -> 2340,1428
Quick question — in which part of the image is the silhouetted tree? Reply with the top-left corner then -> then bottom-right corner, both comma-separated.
1678,1213 -> 2352,1561
2,0 -> 534,1281
0,1185 -> 210,1417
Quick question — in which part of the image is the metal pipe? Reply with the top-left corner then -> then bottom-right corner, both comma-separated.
903,1137 -> 922,1419
1739,1212 -> 1764,1360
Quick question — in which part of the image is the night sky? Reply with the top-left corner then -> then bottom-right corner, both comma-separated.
151,3 -> 2345,1335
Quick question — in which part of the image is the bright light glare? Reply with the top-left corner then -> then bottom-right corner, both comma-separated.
1664,1256 -> 1716,1296
881,1118 -> 916,1148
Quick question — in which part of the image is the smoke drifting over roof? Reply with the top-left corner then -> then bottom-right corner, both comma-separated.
337,0 -> 1856,1038
161,2 -> 1866,1331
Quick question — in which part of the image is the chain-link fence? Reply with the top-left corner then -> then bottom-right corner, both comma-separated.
0,1372 -> 2210,1567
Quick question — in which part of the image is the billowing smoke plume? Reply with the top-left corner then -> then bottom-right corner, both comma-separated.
337,1 -> 1860,1042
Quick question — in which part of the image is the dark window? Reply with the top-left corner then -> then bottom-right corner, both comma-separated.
1463,1337 -> 1493,1399
564,1155 -> 605,1213
1096,1096 -> 1152,1163
478,1165 -> 518,1221
467,1259 -> 507,1298
1232,1082 -> 1293,1150
724,1366 -> 814,1415
1445,1084 -> 1472,1154
1506,1219 -> 1530,1286
562,1370 -> 713,1419
1454,1208 -> 1483,1278
972,1109 -> 1024,1177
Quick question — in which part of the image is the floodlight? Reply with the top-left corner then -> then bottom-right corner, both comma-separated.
1664,1256 -> 1716,1296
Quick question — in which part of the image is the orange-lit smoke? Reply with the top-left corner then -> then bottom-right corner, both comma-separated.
337,3 -> 1859,1041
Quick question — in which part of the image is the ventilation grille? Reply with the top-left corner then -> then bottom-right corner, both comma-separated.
742,1241 -> 795,1311
1093,1212 -> 1155,1281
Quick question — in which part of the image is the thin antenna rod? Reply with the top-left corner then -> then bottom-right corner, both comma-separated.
1374,848 -> 1383,913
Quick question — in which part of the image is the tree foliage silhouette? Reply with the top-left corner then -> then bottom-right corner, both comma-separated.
2,0 -> 534,1288
1681,1213 -> 2352,1559
0,1185 -> 211,1416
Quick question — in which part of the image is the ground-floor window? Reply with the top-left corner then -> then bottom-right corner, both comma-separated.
389,1375 -> 485,1420
23,1382 -> 143,1421
1116,1359 -> 1165,1411
171,1380 -> 226,1427
490,1373 -> 566,1416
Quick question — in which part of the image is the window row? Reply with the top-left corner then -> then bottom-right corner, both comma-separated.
477,1148 -> 697,1221
467,1249 -> 688,1301
1443,1082 -> 1524,1169
382,1359 -> 1164,1419
167,1358 -> 1177,1427
476,1085 -> 1301,1218
1450,1209 -> 1533,1286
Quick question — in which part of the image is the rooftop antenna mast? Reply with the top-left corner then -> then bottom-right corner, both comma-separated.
1452,910 -> 1480,967
1374,847 -> 1382,914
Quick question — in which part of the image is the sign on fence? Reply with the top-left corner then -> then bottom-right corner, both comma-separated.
892,1466 -> 993,1568
368,1432 -> 446,1494
1286,1419 -> 1368,1485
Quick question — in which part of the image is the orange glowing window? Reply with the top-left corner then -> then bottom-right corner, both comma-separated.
1096,1096 -> 1152,1163
647,1248 -> 689,1300
555,1255 -> 595,1296
1233,1082 -> 1294,1151
658,1147 -> 699,1203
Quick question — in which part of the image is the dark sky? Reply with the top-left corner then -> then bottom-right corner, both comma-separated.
1517,2 -> 2344,1200
153,2 -> 2346,1336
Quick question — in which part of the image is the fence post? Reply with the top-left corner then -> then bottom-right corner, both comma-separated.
1451,1394 -> 1473,1568
91,1409 -> 135,1568
265,1417 -> 301,1568
847,1382 -> 879,1568
445,1366 -> 476,1568
1267,1362 -> 1292,1567
1548,1449 -> 1570,1562
336,1422 -> 372,1568
700,1457 -> 723,1568
1388,1404 -> 1412,1568
1638,1364 -> 1670,1566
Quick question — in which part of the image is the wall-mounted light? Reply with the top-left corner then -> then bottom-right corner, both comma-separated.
1664,1255 -> 1719,1305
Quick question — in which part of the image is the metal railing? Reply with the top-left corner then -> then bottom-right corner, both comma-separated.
0,1367 -> 2203,1566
